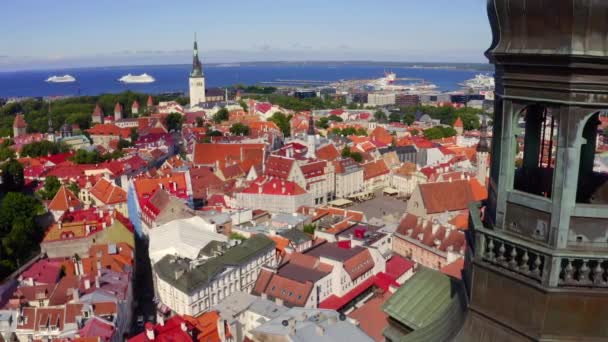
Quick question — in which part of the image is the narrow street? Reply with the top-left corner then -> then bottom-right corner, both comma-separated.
130,235 -> 156,336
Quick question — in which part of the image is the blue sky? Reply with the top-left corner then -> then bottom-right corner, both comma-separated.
0,0 -> 491,71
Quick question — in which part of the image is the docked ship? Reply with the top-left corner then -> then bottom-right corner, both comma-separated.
45,75 -> 76,83
118,73 -> 155,83
460,73 -> 495,89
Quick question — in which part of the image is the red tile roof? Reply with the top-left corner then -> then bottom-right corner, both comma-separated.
369,127 -> 393,145
240,176 -> 307,196
454,117 -> 464,128
90,178 -> 127,205
93,104 -> 104,117
300,160 -> 326,179
87,124 -> 131,139
264,155 -> 294,179
418,179 -> 482,214
48,185 -> 81,212
316,144 -> 340,161
343,248 -> 375,280
192,143 -> 265,168
362,159 -> 389,181
440,257 -> 464,279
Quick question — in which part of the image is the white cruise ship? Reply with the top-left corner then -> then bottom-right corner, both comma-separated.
45,75 -> 76,83
118,73 -> 155,83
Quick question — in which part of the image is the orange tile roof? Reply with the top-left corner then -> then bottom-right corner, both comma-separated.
193,143 -> 265,168
369,127 -> 393,145
90,178 -> 127,205
418,179 -> 484,214
183,311 -> 221,342
362,159 -> 389,181
87,123 -> 131,139
448,210 -> 469,230
343,249 -> 375,280
440,257 -> 464,279
454,117 -> 464,128
316,144 -> 340,161
48,186 -> 81,212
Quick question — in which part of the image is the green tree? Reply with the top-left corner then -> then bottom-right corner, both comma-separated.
117,139 -> 132,150
350,152 -> 363,163
374,110 -> 387,122
328,115 -> 343,122
0,146 -> 15,161
20,141 -> 69,158
1,159 -> 24,192
213,108 -> 230,123
411,128 -> 419,136
166,113 -> 184,132
238,100 -> 248,112
303,224 -> 315,235
403,113 -> 416,125
207,130 -> 223,137
341,146 -> 351,158
423,126 -> 458,140
229,123 -> 251,136
316,117 -> 330,129
130,128 -> 139,142
230,232 -> 248,241
388,112 -> 402,123
267,112 -> 292,137
38,176 -> 61,200
67,182 -> 80,195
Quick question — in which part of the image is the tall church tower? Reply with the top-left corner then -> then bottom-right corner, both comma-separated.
459,1 -> 608,340
189,33 -> 206,106
475,118 -> 489,184
306,113 -> 316,159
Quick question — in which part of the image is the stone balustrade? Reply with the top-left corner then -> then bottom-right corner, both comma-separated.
559,258 -> 608,288
480,233 -> 546,284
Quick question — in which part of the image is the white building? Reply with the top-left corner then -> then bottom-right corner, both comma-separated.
333,158 -> 364,199
189,35 -> 206,106
153,235 -> 276,317
148,216 -> 226,264
367,93 -> 396,107
235,176 -> 313,213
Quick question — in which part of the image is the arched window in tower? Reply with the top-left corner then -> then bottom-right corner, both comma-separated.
513,105 -> 559,198
576,111 -> 608,205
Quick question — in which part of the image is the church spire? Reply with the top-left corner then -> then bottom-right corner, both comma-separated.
307,113 -> 315,136
191,32 -> 203,78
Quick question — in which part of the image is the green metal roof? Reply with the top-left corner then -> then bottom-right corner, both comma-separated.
154,235 -> 275,294
278,228 -> 312,244
382,267 -> 460,331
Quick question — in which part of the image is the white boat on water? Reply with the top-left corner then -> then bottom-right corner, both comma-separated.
118,73 -> 155,84
460,74 -> 495,89
45,75 -> 76,83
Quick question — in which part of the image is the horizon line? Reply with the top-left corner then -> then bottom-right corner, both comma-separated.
0,59 -> 491,73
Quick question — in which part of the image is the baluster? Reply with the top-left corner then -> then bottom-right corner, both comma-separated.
579,260 -> 591,284
519,250 -> 530,274
563,259 -> 573,284
497,242 -> 506,265
508,246 -> 518,269
592,261 -> 604,285
486,238 -> 495,261
530,254 -> 541,278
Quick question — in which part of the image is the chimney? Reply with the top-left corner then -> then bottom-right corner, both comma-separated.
84,279 -> 91,289
71,288 -> 79,302
94,275 -> 100,288
181,321 -> 187,332
158,315 -> 165,327
172,181 -> 177,192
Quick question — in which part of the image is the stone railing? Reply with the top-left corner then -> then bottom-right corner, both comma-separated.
558,258 -> 608,288
480,233 -> 546,284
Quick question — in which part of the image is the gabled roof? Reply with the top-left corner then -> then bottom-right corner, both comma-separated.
239,176 -> 307,196
264,155 -> 295,179
48,185 -> 81,212
193,143 -> 265,168
316,144 -> 340,161
90,178 -> 127,205
92,104 -> 104,117
383,267 -> 451,330
418,179 -> 485,214
362,159 -> 389,181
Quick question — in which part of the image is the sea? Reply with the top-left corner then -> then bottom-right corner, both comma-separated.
0,63 -> 485,98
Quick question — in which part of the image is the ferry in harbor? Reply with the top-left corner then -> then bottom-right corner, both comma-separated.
118,73 -> 155,84
45,75 -> 76,83
460,74 -> 495,90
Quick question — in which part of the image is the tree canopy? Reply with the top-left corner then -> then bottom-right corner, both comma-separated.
213,108 -> 229,123
267,112 -> 292,137
37,176 -> 61,200
331,127 -> 367,136
374,110 -> 388,122
165,113 -> 184,132
229,123 -> 251,136
423,126 -> 458,140
341,146 -> 363,163
69,149 -> 123,164
1,159 -> 24,192
0,192 -> 44,279
20,141 -> 69,158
